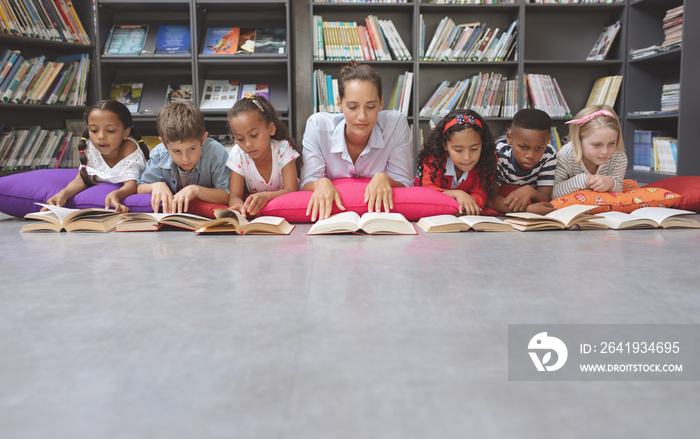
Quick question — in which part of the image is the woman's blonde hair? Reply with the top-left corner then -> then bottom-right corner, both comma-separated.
567,105 -> 624,163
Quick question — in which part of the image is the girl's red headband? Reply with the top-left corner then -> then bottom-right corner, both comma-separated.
443,114 -> 482,134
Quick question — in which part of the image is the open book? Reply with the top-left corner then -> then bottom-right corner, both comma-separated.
116,212 -> 212,232
195,208 -> 294,235
417,215 -> 515,233
21,203 -> 121,232
504,204 -> 606,231
589,207 -> 700,230
307,212 -> 417,235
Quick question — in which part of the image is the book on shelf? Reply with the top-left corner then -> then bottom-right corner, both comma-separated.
420,17 -> 517,62
589,208 -> 700,230
164,84 -> 193,105
103,25 -> 149,55
307,212 -> 417,235
202,27 -> 240,55
585,75 -> 622,107
419,73 -> 517,119
239,83 -> 270,101
110,82 -> 143,113
313,69 -> 339,113
254,27 -> 286,55
661,83 -> 680,113
238,28 -> 256,54
199,79 -> 240,110
525,73 -> 571,118
0,123 -> 78,171
632,130 -> 677,174
661,5 -> 683,48
586,21 -> 620,61
387,71 -> 412,117
194,209 -> 294,235
0,0 -> 91,44
21,203 -> 121,233
504,205 -> 606,231
313,16 -> 410,61
154,25 -> 191,55
417,215 -> 515,233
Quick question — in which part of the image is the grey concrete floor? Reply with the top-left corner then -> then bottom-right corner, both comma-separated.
1,212 -> 699,439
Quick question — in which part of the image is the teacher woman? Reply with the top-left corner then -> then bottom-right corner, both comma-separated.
300,61 -> 414,221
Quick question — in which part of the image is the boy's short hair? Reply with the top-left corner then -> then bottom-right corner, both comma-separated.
511,108 -> 552,132
156,102 -> 206,145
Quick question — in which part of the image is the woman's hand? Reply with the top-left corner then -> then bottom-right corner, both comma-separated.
365,172 -> 394,213
306,177 -> 344,221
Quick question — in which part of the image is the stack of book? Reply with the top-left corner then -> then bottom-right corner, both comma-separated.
524,73 -> 571,118
419,73 -> 518,119
420,17 -> 517,62
0,0 -> 91,44
633,130 -> 677,174
660,83 -> 680,113
0,126 -> 78,171
0,51 -> 90,106
661,5 -> 683,48
313,16 -> 411,61
585,75 -> 623,107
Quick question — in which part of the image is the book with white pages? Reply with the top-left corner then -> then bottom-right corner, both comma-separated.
307,211 -> 417,235
590,208 -> 700,230
417,215 -> 515,233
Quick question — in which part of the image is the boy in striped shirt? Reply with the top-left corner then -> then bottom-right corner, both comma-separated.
487,108 -> 557,215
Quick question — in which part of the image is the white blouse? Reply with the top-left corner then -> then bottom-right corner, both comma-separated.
84,138 -> 147,183
226,138 -> 299,193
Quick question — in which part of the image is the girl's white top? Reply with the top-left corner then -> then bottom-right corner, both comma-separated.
84,138 -> 147,183
226,138 -> 299,193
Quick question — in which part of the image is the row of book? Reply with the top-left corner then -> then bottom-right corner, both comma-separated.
0,0 -> 90,44
22,204 -> 700,234
102,25 -> 285,56
110,80 -> 271,114
633,131 -> 678,175
427,1 -> 516,4
528,1 -> 623,4
585,75 -> 622,108
420,17 -> 517,62
0,125 -> 79,171
420,73 -> 518,119
0,50 -> 90,106
313,16 -> 411,61
524,73 -> 571,118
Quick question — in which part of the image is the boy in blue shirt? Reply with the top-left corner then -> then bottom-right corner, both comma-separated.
487,108 -> 557,215
137,102 -> 229,213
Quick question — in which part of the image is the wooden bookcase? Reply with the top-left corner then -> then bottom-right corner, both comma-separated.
0,0 -> 97,174
301,1 -> 630,167
93,0 -> 292,137
624,0 -> 697,182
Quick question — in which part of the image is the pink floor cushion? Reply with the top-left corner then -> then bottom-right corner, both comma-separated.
260,177 -> 460,222
0,169 -> 152,217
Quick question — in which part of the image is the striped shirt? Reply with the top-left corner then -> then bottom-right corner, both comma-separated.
495,140 -> 557,187
552,141 -> 628,198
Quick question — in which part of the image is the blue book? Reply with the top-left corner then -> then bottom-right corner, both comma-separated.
104,25 -> 149,55
155,25 -> 191,54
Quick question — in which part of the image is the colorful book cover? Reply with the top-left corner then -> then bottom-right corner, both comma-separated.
239,83 -> 270,101
253,28 -> 286,55
110,82 -> 143,113
202,27 -> 240,55
154,25 -> 191,54
238,28 -> 256,54
199,79 -> 240,110
104,25 -> 149,55
164,84 -> 193,105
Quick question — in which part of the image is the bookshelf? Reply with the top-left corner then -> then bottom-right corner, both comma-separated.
624,0 -> 697,182
93,0 -> 292,138
0,0 -> 97,174
302,1 -> 630,166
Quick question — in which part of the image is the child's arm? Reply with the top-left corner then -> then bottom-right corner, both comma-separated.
104,180 -> 137,213
587,152 -> 628,193
45,173 -> 88,208
172,185 -> 228,214
490,185 -> 553,213
244,160 -> 299,216
228,170 -> 247,216
552,155 -> 588,198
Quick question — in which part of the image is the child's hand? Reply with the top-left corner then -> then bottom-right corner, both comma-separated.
229,202 -> 247,217
504,185 -> 536,212
525,201 -> 555,216
105,191 -> 129,213
365,172 -> 393,213
151,182 -> 174,213
244,192 -> 271,216
586,175 -> 615,192
446,190 -> 482,215
171,185 -> 199,213
45,191 -> 68,209
307,177 -> 345,222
